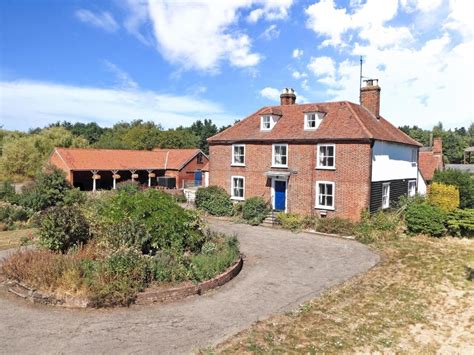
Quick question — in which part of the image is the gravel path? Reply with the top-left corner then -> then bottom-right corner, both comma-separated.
0,221 -> 379,354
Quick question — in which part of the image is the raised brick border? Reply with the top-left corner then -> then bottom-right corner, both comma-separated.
136,256 -> 243,305
1,256 -> 243,308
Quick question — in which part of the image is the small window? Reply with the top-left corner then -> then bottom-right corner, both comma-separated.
232,144 -> 245,166
261,115 -> 272,130
316,181 -> 335,209
304,112 -> 323,130
197,153 -> 203,164
317,144 -> 335,169
411,148 -> 417,166
272,144 -> 288,167
231,176 -> 245,200
408,180 -> 416,197
382,183 -> 391,209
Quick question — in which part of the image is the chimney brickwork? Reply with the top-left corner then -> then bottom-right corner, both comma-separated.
360,79 -> 381,118
280,88 -> 296,105
433,137 -> 442,155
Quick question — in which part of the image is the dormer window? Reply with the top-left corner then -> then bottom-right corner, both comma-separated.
304,112 -> 324,130
261,115 -> 277,131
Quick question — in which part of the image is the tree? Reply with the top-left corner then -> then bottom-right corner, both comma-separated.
188,119 -> 218,154
0,127 -> 87,181
433,169 -> 474,209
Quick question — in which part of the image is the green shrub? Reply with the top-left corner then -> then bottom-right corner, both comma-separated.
316,217 -> 356,235
276,213 -> 306,231
0,202 -> 32,230
18,166 -> 72,211
195,186 -> 233,216
150,251 -> 188,283
405,203 -> 447,237
189,235 -> 240,282
446,209 -> 474,238
89,189 -> 206,255
174,193 -> 187,203
84,248 -> 151,307
116,180 -> 140,193
62,188 -> 87,206
354,210 -> 400,244
433,169 -> 474,208
242,197 -> 268,225
0,181 -> 16,202
428,182 -> 460,212
38,206 -> 91,253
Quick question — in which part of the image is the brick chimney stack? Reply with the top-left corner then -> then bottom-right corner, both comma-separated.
360,79 -> 381,118
280,88 -> 296,105
433,137 -> 442,155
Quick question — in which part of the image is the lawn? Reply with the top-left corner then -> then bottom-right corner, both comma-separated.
0,229 -> 36,250
215,236 -> 474,353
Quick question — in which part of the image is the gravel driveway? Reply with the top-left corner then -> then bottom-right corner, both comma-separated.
0,220 -> 379,354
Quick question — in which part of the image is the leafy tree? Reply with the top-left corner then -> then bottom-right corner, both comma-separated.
0,127 -> 87,181
156,129 -> 199,149
188,119 -> 218,154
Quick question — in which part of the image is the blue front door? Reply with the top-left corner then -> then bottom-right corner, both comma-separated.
274,180 -> 286,211
194,170 -> 202,186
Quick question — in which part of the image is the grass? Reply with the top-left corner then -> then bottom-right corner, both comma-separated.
0,228 -> 37,250
214,236 -> 474,353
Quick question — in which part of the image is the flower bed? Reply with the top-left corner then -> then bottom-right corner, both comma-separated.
1,188 -> 241,307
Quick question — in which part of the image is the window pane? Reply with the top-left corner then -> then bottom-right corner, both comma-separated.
327,146 -> 334,157
326,184 -> 332,195
326,196 -> 333,206
319,183 -> 326,195
327,157 -> 334,167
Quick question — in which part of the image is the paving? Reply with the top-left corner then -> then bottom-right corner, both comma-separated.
0,220 -> 379,354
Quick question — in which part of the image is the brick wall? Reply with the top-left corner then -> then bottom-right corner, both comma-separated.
209,142 -> 371,221
168,152 -> 208,188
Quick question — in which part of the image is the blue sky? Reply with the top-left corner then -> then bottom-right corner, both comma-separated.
1,0 -> 472,131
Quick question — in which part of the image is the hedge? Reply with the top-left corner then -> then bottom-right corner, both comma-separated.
195,186 -> 233,216
405,203 -> 447,237
446,209 -> 474,238
428,182 -> 460,212
242,197 -> 268,225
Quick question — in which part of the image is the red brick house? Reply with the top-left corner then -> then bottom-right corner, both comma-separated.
207,80 -> 422,221
49,147 -> 208,191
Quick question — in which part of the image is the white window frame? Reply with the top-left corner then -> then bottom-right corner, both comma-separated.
231,175 -> 245,201
382,182 -> 391,209
261,115 -> 272,131
231,144 -> 245,166
411,148 -> 418,167
272,143 -> 288,168
408,180 -> 417,197
315,181 -> 335,210
304,112 -> 323,130
316,144 -> 336,169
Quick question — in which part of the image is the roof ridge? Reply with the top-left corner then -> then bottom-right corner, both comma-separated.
208,106 -> 268,142
344,101 -> 373,139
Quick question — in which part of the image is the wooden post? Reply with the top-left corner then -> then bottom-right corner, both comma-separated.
147,170 -> 155,188
91,170 -> 99,192
111,170 -> 119,189
130,170 -> 137,182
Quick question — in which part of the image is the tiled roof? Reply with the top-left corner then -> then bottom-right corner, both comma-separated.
51,147 -> 201,171
208,101 -> 421,146
419,151 -> 444,181
153,148 -> 202,170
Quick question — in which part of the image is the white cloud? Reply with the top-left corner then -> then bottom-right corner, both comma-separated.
146,0 -> 261,72
247,0 -> 294,23
292,70 -> 307,79
103,60 -> 138,90
307,56 -> 336,85
305,0 -> 412,48
122,0 -> 153,46
260,24 -> 280,40
302,0 -> 473,129
75,9 -> 119,33
0,80 -> 236,131
259,87 -> 281,101
292,48 -> 303,58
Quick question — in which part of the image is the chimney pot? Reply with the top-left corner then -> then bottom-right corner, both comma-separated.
360,78 -> 381,118
280,87 -> 296,105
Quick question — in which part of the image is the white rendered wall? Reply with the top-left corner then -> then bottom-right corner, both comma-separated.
417,170 -> 427,195
371,141 -> 418,182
